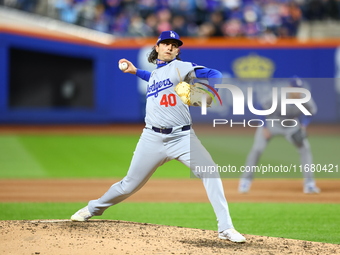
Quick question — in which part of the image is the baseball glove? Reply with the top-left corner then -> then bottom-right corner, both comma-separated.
174,82 -> 215,107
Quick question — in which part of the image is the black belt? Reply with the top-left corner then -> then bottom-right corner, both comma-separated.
152,125 -> 191,134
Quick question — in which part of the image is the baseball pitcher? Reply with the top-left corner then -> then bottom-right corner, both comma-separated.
71,31 -> 246,243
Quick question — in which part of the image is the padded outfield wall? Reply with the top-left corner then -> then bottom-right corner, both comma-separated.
0,26 -> 340,124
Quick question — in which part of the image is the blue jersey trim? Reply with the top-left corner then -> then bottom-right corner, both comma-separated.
195,68 -> 222,78
136,69 -> 151,81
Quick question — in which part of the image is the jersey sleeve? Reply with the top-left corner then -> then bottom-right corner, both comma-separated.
136,69 -> 151,82
176,61 -> 222,86
194,67 -> 222,95
194,68 -> 222,79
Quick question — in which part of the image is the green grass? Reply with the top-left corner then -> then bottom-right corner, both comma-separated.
0,134 -> 339,179
0,202 -> 339,244
0,135 -> 189,178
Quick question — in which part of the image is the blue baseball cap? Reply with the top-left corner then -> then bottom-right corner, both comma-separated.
156,30 -> 183,46
290,76 -> 304,87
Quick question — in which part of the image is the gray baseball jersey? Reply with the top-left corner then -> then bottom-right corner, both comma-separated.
145,60 -> 202,127
87,59 -> 235,233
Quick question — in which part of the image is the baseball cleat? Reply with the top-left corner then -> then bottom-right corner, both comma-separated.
303,185 -> 320,194
219,228 -> 246,243
71,206 -> 93,221
238,178 -> 252,193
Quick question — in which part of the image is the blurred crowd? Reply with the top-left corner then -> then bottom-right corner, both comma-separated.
2,0 -> 340,38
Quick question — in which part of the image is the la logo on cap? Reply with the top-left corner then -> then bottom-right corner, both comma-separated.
156,30 -> 183,46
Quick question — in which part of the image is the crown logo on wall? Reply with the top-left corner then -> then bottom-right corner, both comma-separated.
232,54 -> 275,79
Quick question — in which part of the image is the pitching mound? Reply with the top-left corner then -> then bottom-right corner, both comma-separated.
1,220 -> 339,255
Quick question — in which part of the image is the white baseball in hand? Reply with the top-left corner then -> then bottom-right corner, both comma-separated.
119,62 -> 128,71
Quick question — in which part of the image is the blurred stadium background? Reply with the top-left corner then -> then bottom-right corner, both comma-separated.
0,0 -> 339,125
2,0 -> 340,38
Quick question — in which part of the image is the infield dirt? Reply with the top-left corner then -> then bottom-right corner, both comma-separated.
1,219 -> 339,255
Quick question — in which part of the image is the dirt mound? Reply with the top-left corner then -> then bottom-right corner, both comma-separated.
1,220 -> 339,255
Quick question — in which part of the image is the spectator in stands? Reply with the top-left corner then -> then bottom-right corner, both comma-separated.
222,18 -> 244,37
92,3 -> 110,33
155,8 -> 172,34
144,13 -> 158,36
103,0 -> 122,17
137,0 -> 157,19
54,0 -> 80,24
242,3 -> 262,37
3,0 -> 339,38
168,0 -> 196,23
127,14 -> 150,36
77,0 -> 97,28
280,1 -> 302,37
198,21 -> 217,37
109,11 -> 129,35
209,11 -> 225,36
172,15 -> 191,36
261,1 -> 282,36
